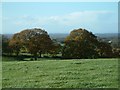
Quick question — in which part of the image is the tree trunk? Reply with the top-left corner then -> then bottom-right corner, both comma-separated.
39,51 -> 42,58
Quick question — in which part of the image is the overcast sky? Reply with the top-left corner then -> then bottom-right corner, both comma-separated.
2,2 -> 118,34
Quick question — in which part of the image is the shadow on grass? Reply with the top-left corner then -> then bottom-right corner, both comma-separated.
2,55 -> 62,62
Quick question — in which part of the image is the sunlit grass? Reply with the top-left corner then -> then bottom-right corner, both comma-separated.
2,57 -> 118,88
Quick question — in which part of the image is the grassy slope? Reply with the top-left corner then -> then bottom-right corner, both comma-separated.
2,58 -> 118,88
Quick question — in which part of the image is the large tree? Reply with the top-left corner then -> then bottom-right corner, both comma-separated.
9,28 -> 52,59
62,28 -> 99,59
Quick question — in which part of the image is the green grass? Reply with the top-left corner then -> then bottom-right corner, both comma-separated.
2,57 -> 118,88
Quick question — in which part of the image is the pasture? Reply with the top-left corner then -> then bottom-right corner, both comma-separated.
2,57 -> 118,88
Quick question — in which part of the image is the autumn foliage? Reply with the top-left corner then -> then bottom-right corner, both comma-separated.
2,28 -> 119,60
62,28 -> 99,59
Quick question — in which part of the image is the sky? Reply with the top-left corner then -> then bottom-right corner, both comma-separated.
2,2 -> 118,34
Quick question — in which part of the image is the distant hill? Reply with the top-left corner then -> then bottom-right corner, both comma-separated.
49,33 -> 119,39
2,34 -> 13,39
49,33 -> 68,42
96,33 -> 119,38
49,33 -> 69,39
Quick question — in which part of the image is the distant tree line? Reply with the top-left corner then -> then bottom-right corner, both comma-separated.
2,28 -> 120,60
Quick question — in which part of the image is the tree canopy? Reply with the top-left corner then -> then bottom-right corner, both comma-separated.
62,28 -> 99,59
9,28 -> 52,59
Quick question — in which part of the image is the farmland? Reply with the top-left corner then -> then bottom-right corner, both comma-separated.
2,57 -> 118,88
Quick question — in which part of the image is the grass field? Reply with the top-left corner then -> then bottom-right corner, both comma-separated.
2,57 -> 118,88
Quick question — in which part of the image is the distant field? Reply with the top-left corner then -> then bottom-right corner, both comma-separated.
2,57 -> 118,88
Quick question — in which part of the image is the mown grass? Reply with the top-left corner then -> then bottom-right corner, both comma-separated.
2,57 -> 118,88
